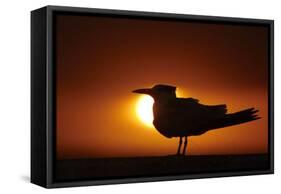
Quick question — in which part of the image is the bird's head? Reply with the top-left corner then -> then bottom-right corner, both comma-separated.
132,84 -> 177,100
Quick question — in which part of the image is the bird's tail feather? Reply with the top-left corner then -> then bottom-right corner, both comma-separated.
204,108 -> 260,131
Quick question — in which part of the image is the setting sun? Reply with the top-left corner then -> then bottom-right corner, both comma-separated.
136,95 -> 154,128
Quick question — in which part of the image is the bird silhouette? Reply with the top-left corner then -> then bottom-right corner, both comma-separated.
132,84 -> 260,156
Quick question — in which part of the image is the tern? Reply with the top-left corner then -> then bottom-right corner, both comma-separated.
133,84 -> 260,156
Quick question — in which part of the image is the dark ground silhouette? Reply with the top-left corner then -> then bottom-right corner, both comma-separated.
55,154 -> 268,181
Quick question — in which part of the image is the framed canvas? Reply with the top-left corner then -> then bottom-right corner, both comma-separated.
31,5 -> 274,188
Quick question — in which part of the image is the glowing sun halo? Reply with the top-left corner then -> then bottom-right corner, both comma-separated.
136,95 -> 154,128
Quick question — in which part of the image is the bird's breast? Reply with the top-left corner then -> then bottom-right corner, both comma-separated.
152,102 -> 181,138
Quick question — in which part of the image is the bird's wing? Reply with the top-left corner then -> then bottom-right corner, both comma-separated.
179,97 -> 199,104
153,97 -> 229,137
171,98 -> 210,120
203,104 -> 227,115
170,98 -> 228,128
176,98 -> 227,115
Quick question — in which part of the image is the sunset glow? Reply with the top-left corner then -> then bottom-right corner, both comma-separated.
56,15 -> 269,159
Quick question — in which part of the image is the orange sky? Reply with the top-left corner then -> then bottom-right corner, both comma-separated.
55,13 -> 269,159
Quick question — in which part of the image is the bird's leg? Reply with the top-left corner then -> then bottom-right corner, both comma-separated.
177,137 -> 183,156
182,136 -> 188,156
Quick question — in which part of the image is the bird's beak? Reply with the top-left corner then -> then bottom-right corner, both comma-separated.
132,88 -> 152,95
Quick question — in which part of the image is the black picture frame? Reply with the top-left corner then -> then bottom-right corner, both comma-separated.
31,5 -> 274,188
